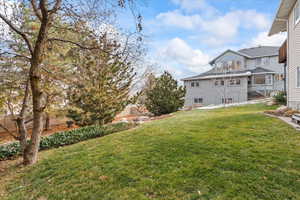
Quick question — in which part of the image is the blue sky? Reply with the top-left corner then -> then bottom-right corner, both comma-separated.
123,0 -> 286,79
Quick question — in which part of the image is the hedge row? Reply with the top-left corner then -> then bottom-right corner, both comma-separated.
0,122 -> 134,161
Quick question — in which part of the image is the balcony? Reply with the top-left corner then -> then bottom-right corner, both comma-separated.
279,40 -> 287,64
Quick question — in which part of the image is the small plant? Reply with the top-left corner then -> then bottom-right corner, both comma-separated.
273,91 -> 287,105
0,122 -> 134,161
66,121 -> 74,128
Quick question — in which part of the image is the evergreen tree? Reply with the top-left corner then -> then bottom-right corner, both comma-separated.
67,34 -> 139,126
145,71 -> 185,116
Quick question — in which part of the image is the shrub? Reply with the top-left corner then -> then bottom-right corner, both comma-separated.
0,122 -> 134,161
273,91 -> 287,105
145,71 -> 186,116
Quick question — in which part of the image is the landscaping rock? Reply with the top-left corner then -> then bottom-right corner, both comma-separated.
276,106 -> 289,112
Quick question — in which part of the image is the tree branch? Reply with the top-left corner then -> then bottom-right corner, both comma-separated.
48,38 -> 99,50
0,51 -> 31,60
0,14 -> 33,55
30,0 -> 42,21
0,123 -> 19,140
49,0 -> 62,14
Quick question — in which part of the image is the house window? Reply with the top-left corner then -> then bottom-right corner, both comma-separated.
221,80 -> 225,86
297,67 -> 300,87
263,57 -> 270,65
256,58 -> 262,66
222,98 -> 233,104
194,98 -> 203,104
266,75 -> 273,85
295,0 -> 300,25
191,82 -> 199,87
229,79 -> 241,86
215,80 -> 219,86
236,61 -> 241,70
254,74 -> 266,84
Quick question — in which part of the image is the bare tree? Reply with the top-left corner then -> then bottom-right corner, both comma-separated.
0,0 -> 142,165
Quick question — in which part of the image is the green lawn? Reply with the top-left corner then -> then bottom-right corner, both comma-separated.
2,104 -> 300,200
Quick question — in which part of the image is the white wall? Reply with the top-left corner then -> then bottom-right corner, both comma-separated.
288,1 -> 300,110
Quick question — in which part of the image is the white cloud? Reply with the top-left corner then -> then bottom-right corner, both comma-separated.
250,31 -> 286,46
156,9 -> 270,45
156,10 -> 202,30
171,0 -> 217,16
160,38 -> 211,73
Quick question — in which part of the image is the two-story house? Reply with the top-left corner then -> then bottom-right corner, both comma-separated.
269,0 -> 300,110
182,46 -> 285,107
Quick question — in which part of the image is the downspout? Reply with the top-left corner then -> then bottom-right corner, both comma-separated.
284,62 -> 287,95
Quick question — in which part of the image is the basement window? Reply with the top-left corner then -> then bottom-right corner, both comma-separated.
194,98 -> 203,104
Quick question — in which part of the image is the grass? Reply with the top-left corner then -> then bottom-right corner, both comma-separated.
1,104 -> 300,200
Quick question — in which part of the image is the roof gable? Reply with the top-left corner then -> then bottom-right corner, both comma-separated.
209,50 -> 250,65
238,46 -> 279,58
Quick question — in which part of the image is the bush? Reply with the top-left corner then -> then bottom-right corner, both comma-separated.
145,71 -> 186,116
0,122 -> 134,161
273,92 -> 287,105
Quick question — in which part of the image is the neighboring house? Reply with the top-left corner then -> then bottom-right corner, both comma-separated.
182,46 -> 285,107
269,0 -> 300,110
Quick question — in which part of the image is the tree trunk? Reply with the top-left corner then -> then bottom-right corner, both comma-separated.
23,8 -> 50,165
23,73 -> 44,165
16,118 -> 28,154
44,112 -> 50,131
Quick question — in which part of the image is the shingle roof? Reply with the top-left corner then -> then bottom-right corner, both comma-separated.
250,67 -> 275,74
238,46 -> 279,58
209,46 -> 280,65
181,67 -> 275,81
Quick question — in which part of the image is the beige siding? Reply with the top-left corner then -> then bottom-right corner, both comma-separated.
288,1 -> 300,110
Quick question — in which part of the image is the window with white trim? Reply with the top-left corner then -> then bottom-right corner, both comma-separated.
297,67 -> 300,87
263,57 -> 270,65
295,0 -> 300,25
194,98 -> 203,104
254,74 -> 266,84
266,75 -> 273,85
256,58 -> 262,66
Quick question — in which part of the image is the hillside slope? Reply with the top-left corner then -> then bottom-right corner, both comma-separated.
2,104 -> 300,200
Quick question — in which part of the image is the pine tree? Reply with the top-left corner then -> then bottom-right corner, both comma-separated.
145,71 -> 186,116
67,35 -> 139,126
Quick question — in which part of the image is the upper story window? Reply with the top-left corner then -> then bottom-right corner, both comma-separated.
295,0 -> 300,25
215,60 -> 242,72
256,58 -> 262,66
263,57 -> 270,65
236,61 -> 241,70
